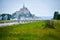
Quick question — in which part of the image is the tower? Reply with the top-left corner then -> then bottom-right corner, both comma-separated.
23,3 -> 26,9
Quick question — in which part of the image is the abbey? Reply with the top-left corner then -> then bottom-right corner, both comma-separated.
11,5 -> 40,20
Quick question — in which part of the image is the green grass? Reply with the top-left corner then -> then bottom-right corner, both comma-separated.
0,20 -> 60,40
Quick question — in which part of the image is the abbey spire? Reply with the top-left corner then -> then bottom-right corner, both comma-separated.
23,3 -> 25,9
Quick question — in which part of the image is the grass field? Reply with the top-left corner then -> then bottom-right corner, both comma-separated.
0,20 -> 60,40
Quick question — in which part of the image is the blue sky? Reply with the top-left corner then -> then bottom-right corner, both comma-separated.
0,0 -> 60,17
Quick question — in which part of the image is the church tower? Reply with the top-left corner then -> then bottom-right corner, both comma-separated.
23,4 -> 26,11
23,4 -> 25,9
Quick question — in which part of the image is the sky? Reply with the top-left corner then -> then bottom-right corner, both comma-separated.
0,0 -> 60,17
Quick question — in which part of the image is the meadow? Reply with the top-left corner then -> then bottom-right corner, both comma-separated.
0,20 -> 60,40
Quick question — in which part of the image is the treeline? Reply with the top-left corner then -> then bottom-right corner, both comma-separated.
0,14 -> 11,20
53,11 -> 60,20
0,11 -> 60,20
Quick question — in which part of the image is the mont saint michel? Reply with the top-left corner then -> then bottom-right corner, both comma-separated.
11,5 -> 41,21
0,0 -> 60,40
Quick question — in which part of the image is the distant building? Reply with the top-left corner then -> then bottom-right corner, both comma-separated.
11,4 -> 41,20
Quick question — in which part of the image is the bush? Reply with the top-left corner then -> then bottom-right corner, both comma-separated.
44,20 -> 55,29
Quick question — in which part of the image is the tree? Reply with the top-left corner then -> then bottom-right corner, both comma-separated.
53,11 -> 59,19
1,14 -> 5,20
53,11 -> 60,20
7,14 -> 11,20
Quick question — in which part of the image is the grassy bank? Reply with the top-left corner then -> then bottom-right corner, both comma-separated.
0,20 -> 60,40
0,20 -> 17,23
